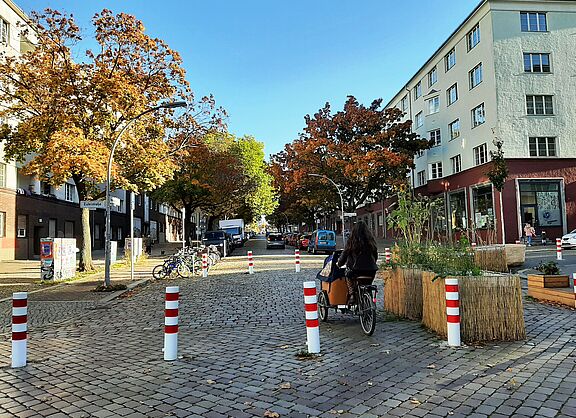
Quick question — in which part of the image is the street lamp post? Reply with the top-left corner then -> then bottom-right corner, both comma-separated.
307,174 -> 347,247
282,213 -> 289,232
104,101 -> 187,287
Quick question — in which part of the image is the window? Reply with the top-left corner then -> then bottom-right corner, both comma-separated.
526,95 -> 553,115
473,185 -> 494,229
414,81 -> 422,99
473,143 -> 488,166
449,191 -> 467,230
451,155 -> 462,174
524,53 -> 550,73
447,83 -> 458,105
529,137 -> 556,157
469,63 -> 483,89
118,227 -> 123,241
467,24 -> 480,51
472,103 -> 485,127
64,221 -> 74,238
415,111 -> 423,128
137,195 -> 142,206
519,180 -> 562,227
416,150 -> 424,158
0,211 -> 5,237
428,96 -> 440,114
417,170 -> 426,186
429,162 -> 443,179
49,219 -> 56,238
521,12 -> 547,32
65,183 -> 75,202
17,215 -> 27,238
0,162 -> 5,188
40,181 -> 51,195
445,48 -> 456,71
428,66 -> 437,87
94,224 -> 100,240
429,129 -> 441,146
0,18 -> 9,46
401,95 -> 408,112
449,119 -> 460,140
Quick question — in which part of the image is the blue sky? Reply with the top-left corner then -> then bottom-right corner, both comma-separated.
17,0 -> 478,157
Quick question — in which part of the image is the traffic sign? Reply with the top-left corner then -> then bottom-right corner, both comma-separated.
111,197 -> 121,207
80,200 -> 106,210
344,212 -> 357,217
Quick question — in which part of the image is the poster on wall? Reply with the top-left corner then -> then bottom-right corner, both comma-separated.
537,192 -> 561,226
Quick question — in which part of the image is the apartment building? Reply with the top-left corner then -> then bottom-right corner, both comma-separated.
383,0 -> 576,243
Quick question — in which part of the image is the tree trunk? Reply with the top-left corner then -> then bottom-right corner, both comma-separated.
78,207 -> 95,271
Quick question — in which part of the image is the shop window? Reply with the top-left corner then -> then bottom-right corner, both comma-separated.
49,219 -> 56,238
449,191 -> 467,231
519,180 -> 562,227
473,185 -> 494,229
64,221 -> 74,238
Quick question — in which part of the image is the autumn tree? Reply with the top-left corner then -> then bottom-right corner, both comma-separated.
0,9 -> 222,270
272,96 -> 430,216
152,133 -> 277,240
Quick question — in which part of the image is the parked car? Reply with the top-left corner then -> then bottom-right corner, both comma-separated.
298,234 -> 311,250
202,230 -> 234,256
561,229 -> 576,248
267,232 -> 286,250
308,230 -> 337,254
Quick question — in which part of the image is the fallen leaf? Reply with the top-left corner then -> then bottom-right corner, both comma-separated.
264,411 -> 280,418
367,382 -> 373,386
279,382 -> 291,389
486,363 -> 494,367
427,364 -> 436,369
506,368 -> 513,372
410,399 -> 421,405
370,343 -> 380,347
279,345 -> 290,349
206,379 -> 216,384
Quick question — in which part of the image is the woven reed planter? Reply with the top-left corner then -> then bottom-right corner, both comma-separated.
422,272 -> 525,343
473,244 -> 526,272
383,267 -> 423,320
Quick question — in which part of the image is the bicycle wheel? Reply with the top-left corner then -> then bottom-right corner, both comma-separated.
193,259 -> 203,276
317,291 -> 329,322
359,291 -> 376,336
177,262 -> 191,278
152,264 -> 167,279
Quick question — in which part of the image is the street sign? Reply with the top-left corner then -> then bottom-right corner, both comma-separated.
80,200 -> 106,210
344,212 -> 357,217
111,197 -> 120,207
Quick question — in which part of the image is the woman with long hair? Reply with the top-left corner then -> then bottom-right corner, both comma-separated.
337,221 -> 379,304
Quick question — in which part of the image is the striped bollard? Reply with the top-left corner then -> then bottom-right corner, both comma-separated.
164,286 -> 179,361
385,248 -> 391,264
556,238 -> 563,260
295,249 -> 301,273
303,282 -> 320,353
471,242 -> 477,249
515,240 -> 521,244
445,278 -> 461,347
202,253 -> 208,278
248,251 -> 254,274
12,292 -> 28,368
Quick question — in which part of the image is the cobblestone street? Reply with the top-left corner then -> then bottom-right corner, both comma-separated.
0,239 -> 575,417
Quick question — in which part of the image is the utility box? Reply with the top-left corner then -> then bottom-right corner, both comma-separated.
40,238 -> 77,280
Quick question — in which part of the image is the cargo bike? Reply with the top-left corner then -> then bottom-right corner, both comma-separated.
316,251 -> 378,336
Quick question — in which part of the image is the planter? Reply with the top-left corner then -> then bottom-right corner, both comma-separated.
383,267 -> 423,320
474,244 -> 526,272
527,274 -> 569,288
422,272 -> 525,343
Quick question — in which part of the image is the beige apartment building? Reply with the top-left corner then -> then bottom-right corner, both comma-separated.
359,0 -> 576,244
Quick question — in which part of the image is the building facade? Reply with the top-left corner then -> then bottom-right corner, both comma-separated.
383,0 -> 576,243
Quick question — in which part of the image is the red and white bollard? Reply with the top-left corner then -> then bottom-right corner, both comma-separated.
295,249 -> 301,273
557,238 -> 563,260
248,251 -> 254,274
445,278 -> 460,347
385,248 -> 391,264
12,292 -> 28,368
515,240 -> 521,244
303,281 -> 320,353
471,242 -> 477,249
202,253 -> 208,278
164,286 -> 179,361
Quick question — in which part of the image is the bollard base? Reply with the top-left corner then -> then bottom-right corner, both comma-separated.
306,327 -> 320,354
11,340 -> 27,368
164,333 -> 178,361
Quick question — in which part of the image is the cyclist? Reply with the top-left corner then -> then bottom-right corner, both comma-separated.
336,221 -> 379,304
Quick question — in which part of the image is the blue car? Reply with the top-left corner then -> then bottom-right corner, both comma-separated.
308,230 -> 337,254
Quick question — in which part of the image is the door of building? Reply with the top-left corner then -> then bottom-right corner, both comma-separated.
33,225 -> 44,257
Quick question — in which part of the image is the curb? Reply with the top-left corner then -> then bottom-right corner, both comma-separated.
0,282 -> 68,303
96,277 -> 154,306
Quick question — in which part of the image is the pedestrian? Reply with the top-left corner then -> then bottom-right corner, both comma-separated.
524,223 -> 535,246
336,221 -> 378,304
